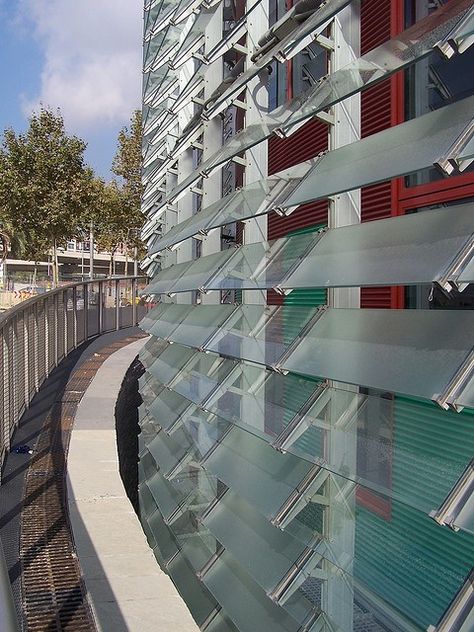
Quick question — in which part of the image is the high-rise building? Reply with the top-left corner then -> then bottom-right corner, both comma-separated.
138,0 -> 474,630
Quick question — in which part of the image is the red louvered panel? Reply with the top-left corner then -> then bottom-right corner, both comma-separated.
360,287 -> 392,308
268,200 -> 328,240
268,118 -> 328,176
267,289 -> 284,306
360,0 -> 394,308
361,183 -> 392,222
360,0 -> 391,53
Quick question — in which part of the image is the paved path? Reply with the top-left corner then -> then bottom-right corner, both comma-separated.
67,338 -> 199,632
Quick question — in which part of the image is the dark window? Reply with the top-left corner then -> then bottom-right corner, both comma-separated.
404,0 -> 474,186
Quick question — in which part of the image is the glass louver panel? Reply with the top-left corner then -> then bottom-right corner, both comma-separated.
153,304 -> 236,348
280,204 -> 474,290
453,493 -> 474,534
147,428 -> 192,476
167,552 -> 218,626
139,480 -> 158,519
146,469 -> 188,520
147,303 -> 194,338
147,384 -> 198,433
205,304 -> 318,367
202,549 -> 317,632
203,425 -> 316,522
168,0 -> 474,197
453,374 -> 474,411
147,343 -> 196,385
172,0 -> 206,25
281,308 -> 474,402
201,609 -> 239,632
202,0 -> 352,120
139,336 -> 169,367
147,205 -> 474,290
458,256 -> 474,285
148,76 -> 179,109
170,353 -> 237,404
139,302 -> 168,332
170,7 -> 218,70
145,260 -> 194,295
188,425 -> 474,625
147,509 -> 180,565
149,165 -> 310,252
146,249 -> 237,295
205,366 -> 320,435
185,375 -> 474,514
282,96 -> 474,209
202,490 -> 313,593
177,532 -> 319,625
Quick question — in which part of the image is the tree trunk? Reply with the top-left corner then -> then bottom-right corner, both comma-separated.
124,244 -> 129,277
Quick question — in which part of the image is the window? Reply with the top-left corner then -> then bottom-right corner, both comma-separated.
268,0 -> 288,110
404,199 -> 474,310
404,0 -> 474,186
356,389 -> 393,519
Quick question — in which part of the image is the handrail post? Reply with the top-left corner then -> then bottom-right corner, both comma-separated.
83,283 -> 88,341
132,278 -> 138,326
115,279 -> 120,331
72,286 -> 78,349
44,298 -> 49,378
33,303 -> 39,392
63,290 -> 68,358
53,293 -> 59,367
98,281 -> 104,334
23,312 -> 29,409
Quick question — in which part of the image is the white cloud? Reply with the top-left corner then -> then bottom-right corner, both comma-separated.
20,0 -> 142,132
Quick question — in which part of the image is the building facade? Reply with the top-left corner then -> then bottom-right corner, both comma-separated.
138,0 -> 474,630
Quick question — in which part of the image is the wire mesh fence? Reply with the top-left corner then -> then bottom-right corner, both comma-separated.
0,276 -> 149,475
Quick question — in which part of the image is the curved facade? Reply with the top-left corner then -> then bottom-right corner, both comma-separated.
138,0 -> 474,630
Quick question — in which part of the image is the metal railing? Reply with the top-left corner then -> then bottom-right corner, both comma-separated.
0,276 -> 150,631
0,276 -> 149,473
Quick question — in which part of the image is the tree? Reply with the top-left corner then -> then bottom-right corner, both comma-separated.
83,177 -> 130,276
112,109 -> 144,272
0,107 -> 91,285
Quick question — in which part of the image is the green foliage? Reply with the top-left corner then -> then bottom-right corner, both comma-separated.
0,107 -> 90,260
0,106 -> 145,273
112,109 -> 144,250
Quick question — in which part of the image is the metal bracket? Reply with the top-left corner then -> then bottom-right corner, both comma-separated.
269,547 -> 324,605
197,548 -> 224,580
434,233 -> 474,293
427,569 -> 474,632
430,458 -> 474,531
272,466 -> 329,529
273,382 -> 329,453
435,120 -> 474,175
433,348 -> 474,411
273,305 -> 328,373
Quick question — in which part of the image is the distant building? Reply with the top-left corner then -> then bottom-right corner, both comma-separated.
138,1 -> 474,631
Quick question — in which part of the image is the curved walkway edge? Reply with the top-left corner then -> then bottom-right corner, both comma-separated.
67,338 -> 200,632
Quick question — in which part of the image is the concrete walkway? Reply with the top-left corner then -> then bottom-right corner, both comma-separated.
67,338 -> 199,632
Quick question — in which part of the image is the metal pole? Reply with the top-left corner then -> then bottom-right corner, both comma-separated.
89,222 -> 94,280
98,281 -> 104,334
83,283 -> 89,341
132,278 -> 137,326
115,280 -> 120,331
134,246 -> 138,276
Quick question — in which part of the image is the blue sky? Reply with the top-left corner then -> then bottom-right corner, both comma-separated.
0,0 -> 142,178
